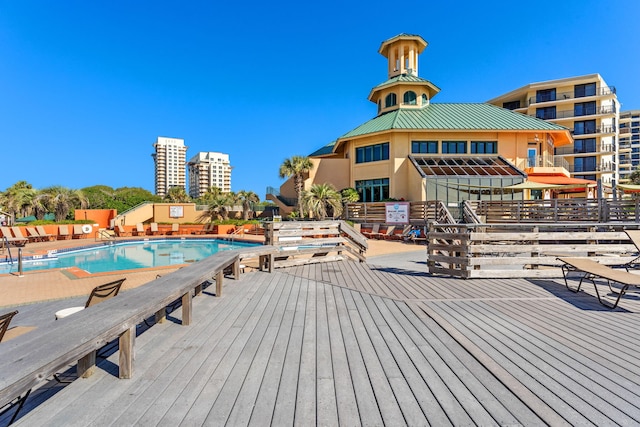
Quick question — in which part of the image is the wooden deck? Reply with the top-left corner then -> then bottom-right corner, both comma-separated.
7,260 -> 640,426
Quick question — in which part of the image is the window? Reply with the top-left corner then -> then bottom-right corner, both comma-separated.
573,120 -> 596,135
403,91 -> 417,105
574,138 -> 596,154
575,83 -> 596,98
355,178 -> 389,202
442,141 -> 467,154
355,142 -> 389,164
470,141 -> 497,154
574,157 -> 596,173
384,93 -> 397,108
536,106 -> 556,120
536,88 -> 556,103
412,141 -> 438,154
503,100 -> 521,110
421,94 -> 428,105
574,101 -> 596,116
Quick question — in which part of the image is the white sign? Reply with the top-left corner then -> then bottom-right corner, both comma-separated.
169,206 -> 184,218
385,202 -> 409,224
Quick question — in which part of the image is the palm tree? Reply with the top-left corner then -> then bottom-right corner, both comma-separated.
3,181 -> 36,218
340,187 -> 359,219
39,186 -> 89,222
237,190 -> 260,220
198,191 -> 236,222
301,183 -> 343,220
279,155 -> 314,218
164,186 -> 190,203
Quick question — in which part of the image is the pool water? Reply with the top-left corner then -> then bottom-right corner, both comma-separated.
0,239 -> 258,275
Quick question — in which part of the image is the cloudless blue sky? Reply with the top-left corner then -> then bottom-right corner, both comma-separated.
1,0 -> 638,199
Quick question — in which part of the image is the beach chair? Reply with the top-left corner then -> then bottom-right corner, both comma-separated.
0,226 -> 27,246
36,226 -> 55,241
382,225 -> 398,240
26,227 -> 43,242
558,255 -> 640,309
115,224 -> 131,237
72,225 -> 85,239
362,223 -> 381,239
55,278 -> 126,319
133,223 -> 145,236
11,227 -> 30,243
168,223 -> 180,235
57,225 -> 71,240
0,310 -> 35,343
150,223 -> 159,235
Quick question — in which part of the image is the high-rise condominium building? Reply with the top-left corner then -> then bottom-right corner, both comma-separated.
488,74 -> 620,189
619,110 -> 640,182
187,152 -> 232,198
152,136 -> 187,197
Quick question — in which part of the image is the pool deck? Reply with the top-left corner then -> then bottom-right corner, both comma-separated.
3,232 -> 640,425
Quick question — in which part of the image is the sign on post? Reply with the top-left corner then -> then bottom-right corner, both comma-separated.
385,202 -> 409,224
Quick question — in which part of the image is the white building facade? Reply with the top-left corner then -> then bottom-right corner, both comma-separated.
187,152 -> 232,198
152,136 -> 187,197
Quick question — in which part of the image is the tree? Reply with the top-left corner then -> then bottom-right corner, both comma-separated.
3,181 -> 36,218
340,187 -> 359,219
163,186 -> 191,203
198,190 -> 236,222
38,186 -> 88,222
630,169 -> 640,185
279,155 -> 314,218
301,183 -> 343,220
237,190 -> 260,220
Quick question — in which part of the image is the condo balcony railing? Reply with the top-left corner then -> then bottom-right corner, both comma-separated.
570,125 -> 617,136
567,162 -> 615,173
554,143 -> 615,156
548,105 -> 616,120
528,86 -> 616,105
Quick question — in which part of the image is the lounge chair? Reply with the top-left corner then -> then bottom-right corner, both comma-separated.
72,225 -> 85,239
26,227 -> 43,242
382,225 -> 398,240
115,224 -> 131,237
0,310 -> 35,343
36,226 -> 55,241
362,223 -> 381,239
55,278 -> 126,319
558,256 -> 640,309
11,227 -> 30,242
57,225 -> 71,240
150,223 -> 159,235
168,223 -> 180,235
0,226 -> 27,246
133,223 -> 145,236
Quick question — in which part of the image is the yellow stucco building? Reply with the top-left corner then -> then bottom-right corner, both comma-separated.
276,34 -> 573,208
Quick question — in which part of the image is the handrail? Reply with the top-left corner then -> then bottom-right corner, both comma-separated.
1,237 -> 14,264
95,229 -> 115,242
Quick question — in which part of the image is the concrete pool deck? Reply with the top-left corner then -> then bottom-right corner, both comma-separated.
0,233 -> 425,307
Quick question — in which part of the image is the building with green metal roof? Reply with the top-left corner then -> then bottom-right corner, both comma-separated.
275,34 -> 573,210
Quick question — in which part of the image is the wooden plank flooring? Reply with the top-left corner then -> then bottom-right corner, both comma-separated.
8,259 -> 640,426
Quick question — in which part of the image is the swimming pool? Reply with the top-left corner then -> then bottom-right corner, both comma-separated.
0,239 -> 259,275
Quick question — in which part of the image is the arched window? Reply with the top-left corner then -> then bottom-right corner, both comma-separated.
385,93 -> 397,108
403,91 -> 417,105
421,93 -> 428,105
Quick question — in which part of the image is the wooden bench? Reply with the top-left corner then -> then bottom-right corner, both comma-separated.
0,251 -> 242,410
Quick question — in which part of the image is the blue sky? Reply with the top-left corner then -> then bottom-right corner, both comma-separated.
1,0 -> 638,199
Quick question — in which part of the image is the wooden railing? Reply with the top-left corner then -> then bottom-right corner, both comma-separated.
263,220 -> 367,268
467,199 -> 640,224
345,201 -> 452,224
427,223 -> 640,279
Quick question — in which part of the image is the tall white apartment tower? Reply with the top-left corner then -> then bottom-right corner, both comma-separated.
619,110 -> 640,182
152,136 -> 188,197
187,152 -> 232,198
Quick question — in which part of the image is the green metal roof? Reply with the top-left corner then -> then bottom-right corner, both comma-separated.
340,103 -> 569,139
370,74 -> 440,92
309,140 -> 336,157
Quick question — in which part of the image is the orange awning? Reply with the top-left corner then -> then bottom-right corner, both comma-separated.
527,176 -> 597,186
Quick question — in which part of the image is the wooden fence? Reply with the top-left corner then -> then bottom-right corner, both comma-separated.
427,223 -> 640,279
345,201 -> 455,225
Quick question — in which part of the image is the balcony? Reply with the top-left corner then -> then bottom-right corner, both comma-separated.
517,155 -> 569,173
570,125 -> 617,137
551,105 -> 616,120
567,162 -> 615,174
527,86 -> 616,106
554,143 -> 615,156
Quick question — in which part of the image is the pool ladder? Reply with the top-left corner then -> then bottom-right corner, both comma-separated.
2,237 -> 14,264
